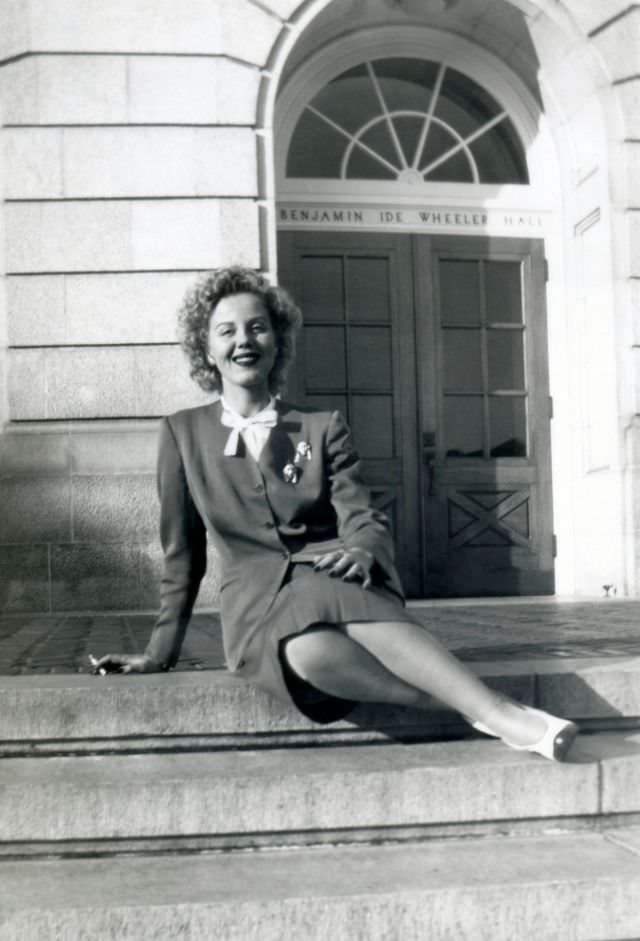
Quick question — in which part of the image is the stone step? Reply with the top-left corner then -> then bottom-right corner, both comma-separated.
1,829 -> 640,940
0,655 -> 638,753
1,731 -> 638,846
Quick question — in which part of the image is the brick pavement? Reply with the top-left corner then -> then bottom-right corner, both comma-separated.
0,598 -> 638,675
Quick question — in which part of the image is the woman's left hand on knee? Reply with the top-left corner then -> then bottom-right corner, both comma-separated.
313,547 -> 374,589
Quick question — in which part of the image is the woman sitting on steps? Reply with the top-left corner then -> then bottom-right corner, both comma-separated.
94,265 -> 578,762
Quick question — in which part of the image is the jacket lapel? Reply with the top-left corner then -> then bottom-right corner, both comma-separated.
258,400 -> 304,480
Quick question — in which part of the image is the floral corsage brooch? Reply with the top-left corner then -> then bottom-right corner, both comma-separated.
283,441 -> 312,484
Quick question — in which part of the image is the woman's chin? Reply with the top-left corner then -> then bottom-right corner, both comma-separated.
223,370 -> 271,391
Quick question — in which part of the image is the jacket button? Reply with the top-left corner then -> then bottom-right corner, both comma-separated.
263,520 -> 275,529
254,483 -> 264,493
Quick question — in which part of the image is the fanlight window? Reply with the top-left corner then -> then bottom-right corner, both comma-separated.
287,58 -> 528,184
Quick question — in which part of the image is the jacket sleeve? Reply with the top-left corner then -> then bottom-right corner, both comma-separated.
325,409 -> 401,593
144,417 -> 207,669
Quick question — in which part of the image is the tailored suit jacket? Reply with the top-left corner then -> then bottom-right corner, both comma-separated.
144,398 -> 405,672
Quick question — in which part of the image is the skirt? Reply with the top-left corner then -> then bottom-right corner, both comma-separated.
235,562 -> 416,725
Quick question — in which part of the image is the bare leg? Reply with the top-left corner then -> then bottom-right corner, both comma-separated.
341,620 -> 547,745
285,620 -> 547,746
284,626 -> 433,709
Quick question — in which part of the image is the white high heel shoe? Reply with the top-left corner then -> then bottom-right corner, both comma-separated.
472,705 -> 579,762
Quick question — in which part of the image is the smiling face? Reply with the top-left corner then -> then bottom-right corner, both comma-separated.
207,292 -> 277,397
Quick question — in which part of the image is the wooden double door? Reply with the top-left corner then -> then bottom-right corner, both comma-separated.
278,230 -> 554,597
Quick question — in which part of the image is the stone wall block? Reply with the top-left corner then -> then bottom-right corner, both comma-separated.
1,56 -> 128,125
539,42 -> 604,124
220,200 -> 262,267
564,0 -> 634,36
70,425 -> 159,475
130,199 -> 261,271
0,429 -> 70,476
629,212 -> 640,279
7,272 -> 188,347
564,103 -> 609,185
2,56 -> 261,127
0,545 -> 50,614
5,199 -> 260,273
617,81 -> 640,139
8,346 -> 212,421
1,59 -> 39,125
626,143 -> 640,209
0,0 -> 31,62
4,128 -> 65,199
64,273 -> 189,345
45,347 -> 137,420
50,543 -> 141,611
6,276 -> 66,346
528,9 -> 583,64
7,350 -> 46,421
5,202 -> 131,274
0,478 -> 71,543
631,280 -> 640,348
590,9 -> 640,83
58,127 -> 258,199
72,475 -> 157,542
133,346 -> 211,416
128,58 -> 261,125
28,0 -> 281,63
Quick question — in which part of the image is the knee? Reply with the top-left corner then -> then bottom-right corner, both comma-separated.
283,627 -> 343,682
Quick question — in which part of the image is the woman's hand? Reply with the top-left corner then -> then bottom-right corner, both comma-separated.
89,653 -> 162,675
313,547 -> 374,590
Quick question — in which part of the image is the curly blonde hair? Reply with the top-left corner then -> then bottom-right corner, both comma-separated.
179,267 -> 302,395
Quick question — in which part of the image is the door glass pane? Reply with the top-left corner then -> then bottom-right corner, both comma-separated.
487,329 -> 525,390
442,329 -> 482,392
489,397 -> 527,457
303,326 -> 346,389
443,396 -> 484,457
304,394 -> 349,417
301,257 -> 344,321
286,110 -> 346,178
437,67 -> 503,138
347,145 -> 397,180
394,116 -> 425,169
470,118 -> 528,184
312,64 -> 378,134
347,257 -> 391,321
351,395 -> 394,458
372,58 -> 441,111
485,261 -> 523,323
439,260 -> 481,324
350,327 -> 392,390
428,149 -> 474,183
360,123 -> 401,171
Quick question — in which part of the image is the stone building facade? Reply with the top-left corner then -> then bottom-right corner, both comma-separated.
0,0 -> 638,612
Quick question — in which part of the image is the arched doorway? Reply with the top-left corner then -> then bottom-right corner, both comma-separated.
273,28 -> 558,598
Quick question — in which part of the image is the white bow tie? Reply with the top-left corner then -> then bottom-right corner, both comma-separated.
220,401 -> 278,457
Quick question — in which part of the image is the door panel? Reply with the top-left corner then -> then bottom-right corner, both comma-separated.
416,236 -> 554,595
278,231 -> 422,594
278,230 -> 554,597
